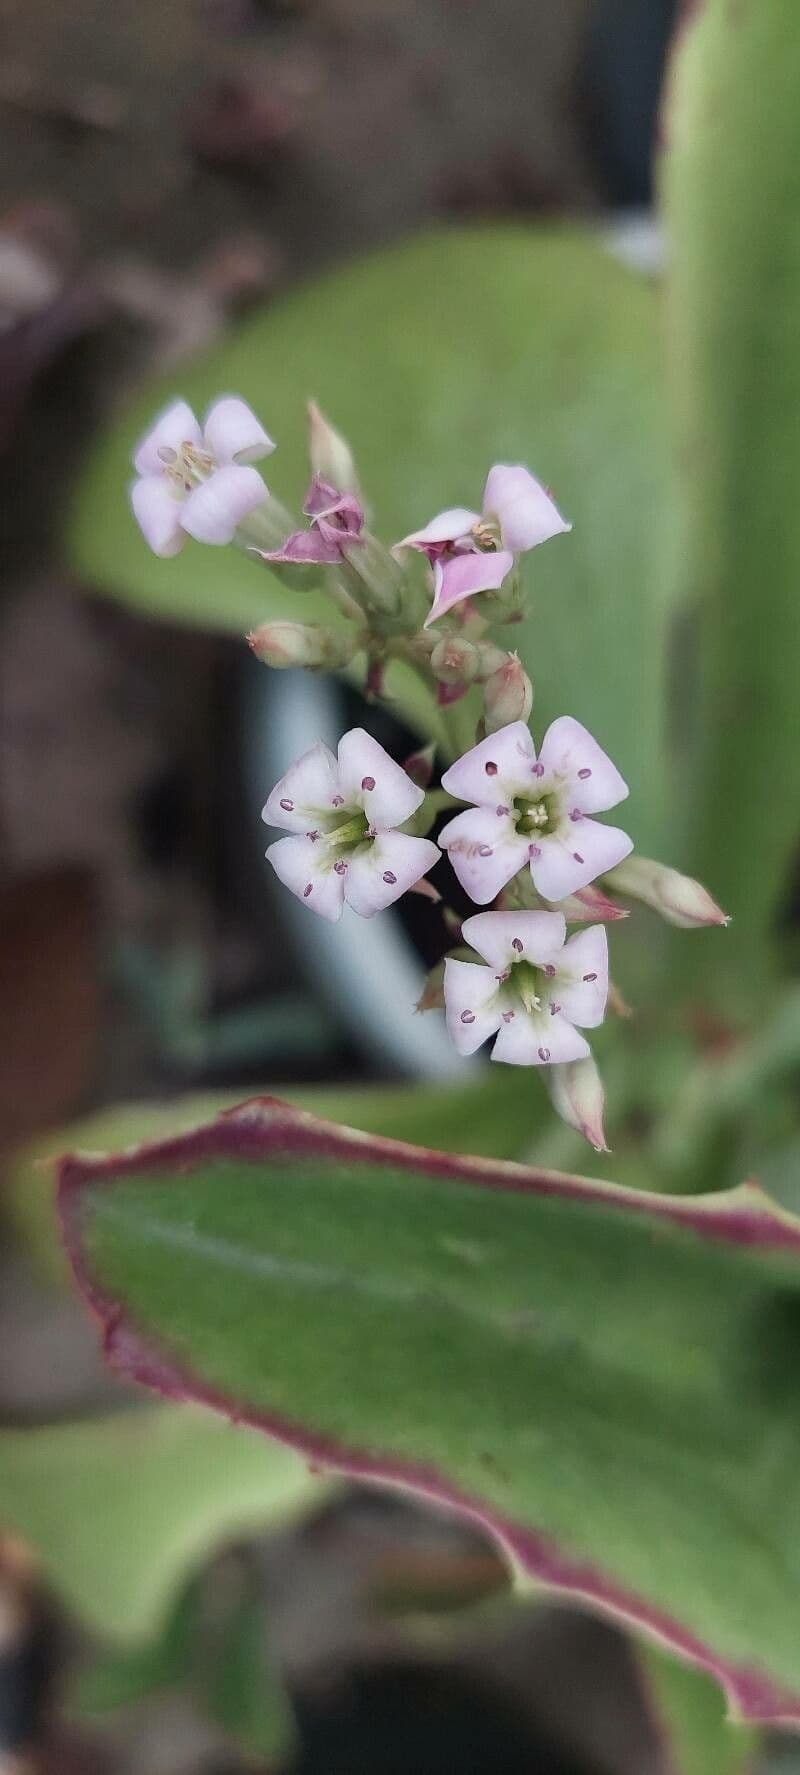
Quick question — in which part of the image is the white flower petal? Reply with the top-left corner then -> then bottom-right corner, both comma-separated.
262,741 -> 341,833
461,909 -> 566,971
266,835 -> 345,922
133,399 -> 201,476
441,721 -> 537,809
483,464 -> 571,553
203,397 -> 276,465
439,807 -> 530,904
491,1009 -> 589,1067
443,958 -> 503,1055
531,820 -> 634,902
344,833 -> 440,917
396,508 -> 481,551
336,729 -> 423,831
180,464 -> 267,544
537,716 -> 629,813
130,474 -> 185,557
552,926 -> 609,1028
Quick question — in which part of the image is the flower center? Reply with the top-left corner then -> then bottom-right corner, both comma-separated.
515,792 -> 557,838
509,958 -> 545,1016
160,440 -> 215,494
327,808 -> 371,856
470,518 -> 501,553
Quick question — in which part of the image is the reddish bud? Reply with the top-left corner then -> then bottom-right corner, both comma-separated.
482,652 -> 533,733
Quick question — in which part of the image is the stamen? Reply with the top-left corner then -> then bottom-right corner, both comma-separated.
583,971 -> 597,982
280,798 -> 294,811
532,762 -> 545,778
334,860 -> 347,875
502,1010 -> 515,1023
382,870 -> 397,885
544,963 -> 556,977
528,843 -> 541,859
332,795 -> 345,807
578,767 -> 592,780
550,1002 -> 561,1015
485,761 -> 498,776
157,445 -> 177,465
538,1046 -> 551,1062
512,937 -> 523,953
496,804 -> 509,816
573,851 -> 584,864
569,809 -> 582,822
303,883 -> 313,898
461,1010 -> 476,1024
361,775 -> 376,791
307,830 -> 320,841
478,845 -> 493,858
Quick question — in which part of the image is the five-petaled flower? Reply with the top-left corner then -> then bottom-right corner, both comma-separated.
131,397 -> 274,557
396,464 -> 570,627
258,474 -> 365,565
444,911 -> 608,1067
439,718 -> 633,904
263,729 -> 440,922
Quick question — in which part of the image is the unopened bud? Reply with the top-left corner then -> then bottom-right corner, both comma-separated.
605,856 -> 730,930
431,635 -> 480,688
474,643 -> 509,682
544,1056 -> 609,1153
482,652 -> 533,733
307,400 -> 361,498
555,884 -> 629,924
403,741 -> 436,789
248,620 -> 357,671
441,906 -> 463,941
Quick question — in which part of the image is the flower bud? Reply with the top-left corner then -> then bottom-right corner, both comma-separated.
555,884 -> 629,923
605,856 -> 730,930
482,652 -> 533,732
474,642 -> 509,682
430,635 -> 480,688
544,1056 -> 609,1153
307,400 -> 361,498
248,620 -> 358,670
403,741 -> 436,789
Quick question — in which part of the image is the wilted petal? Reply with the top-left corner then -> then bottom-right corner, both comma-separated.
461,909 -> 566,972
130,474 -> 185,557
532,820 -> 634,902
491,1009 -> 589,1067
337,728 -> 423,831
203,397 -> 275,465
441,721 -> 537,809
396,508 -> 481,554
425,549 -> 514,627
266,835 -> 345,922
304,475 -> 364,534
344,833 -> 440,917
439,807 -> 529,904
262,740 -> 341,832
537,716 -> 629,813
133,399 -> 201,476
553,926 -> 609,1028
259,527 -> 342,565
483,464 -> 571,553
180,464 -> 267,543
443,958 -> 503,1055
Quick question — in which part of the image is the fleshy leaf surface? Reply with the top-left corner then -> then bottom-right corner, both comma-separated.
663,0 -> 800,993
0,1403 -> 320,1641
59,1097 -> 800,1726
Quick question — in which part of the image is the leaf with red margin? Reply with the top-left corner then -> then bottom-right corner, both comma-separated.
58,1098 -> 800,1729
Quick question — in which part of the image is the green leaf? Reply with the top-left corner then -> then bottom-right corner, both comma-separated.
663,0 -> 800,991
0,1405 -> 320,1642
5,1071 -> 525,1288
73,1581 -> 199,1714
636,1646 -> 757,1775
59,1096 -> 800,1726
202,1577 -> 295,1764
69,226 -> 680,856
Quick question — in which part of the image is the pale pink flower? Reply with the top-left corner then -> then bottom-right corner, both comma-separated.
130,396 -> 274,556
263,728 -> 440,922
444,911 -> 608,1067
439,718 -> 632,904
258,475 -> 364,566
396,464 -> 570,627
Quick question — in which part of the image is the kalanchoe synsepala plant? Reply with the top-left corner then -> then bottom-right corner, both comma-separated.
129,391 -> 727,1146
